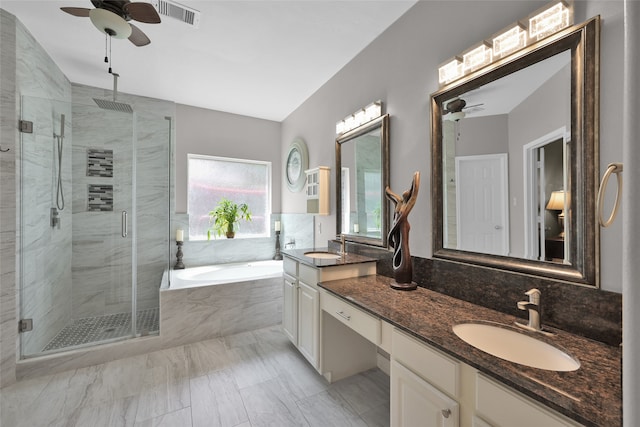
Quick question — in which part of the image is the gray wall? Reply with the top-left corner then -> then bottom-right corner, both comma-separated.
457,115 -> 508,156
508,63 -> 571,258
280,0 -> 625,293
175,104 -> 281,214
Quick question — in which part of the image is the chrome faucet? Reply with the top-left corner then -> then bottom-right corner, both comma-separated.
338,234 -> 347,255
284,238 -> 296,249
516,288 -> 544,333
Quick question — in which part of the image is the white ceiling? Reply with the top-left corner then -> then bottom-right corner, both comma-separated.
446,50 -> 571,119
1,0 -> 417,121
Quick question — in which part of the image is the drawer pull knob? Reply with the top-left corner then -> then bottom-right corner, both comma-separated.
441,408 -> 451,418
336,311 -> 351,321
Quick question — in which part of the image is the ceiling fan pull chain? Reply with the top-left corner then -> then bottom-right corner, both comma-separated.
104,33 -> 108,63
108,35 -> 112,74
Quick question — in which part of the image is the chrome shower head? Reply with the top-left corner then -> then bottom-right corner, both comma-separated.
93,98 -> 133,113
93,72 -> 133,113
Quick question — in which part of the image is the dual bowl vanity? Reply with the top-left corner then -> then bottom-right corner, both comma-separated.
281,10 -> 619,427
282,249 -> 620,427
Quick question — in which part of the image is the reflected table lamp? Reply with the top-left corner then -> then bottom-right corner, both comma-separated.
546,190 -> 565,239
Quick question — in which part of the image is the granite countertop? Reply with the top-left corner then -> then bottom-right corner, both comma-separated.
282,248 -> 377,268
319,275 -> 621,427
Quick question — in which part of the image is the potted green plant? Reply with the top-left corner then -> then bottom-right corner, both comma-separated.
208,198 -> 252,239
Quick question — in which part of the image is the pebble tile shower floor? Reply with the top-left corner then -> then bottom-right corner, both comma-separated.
42,308 -> 159,351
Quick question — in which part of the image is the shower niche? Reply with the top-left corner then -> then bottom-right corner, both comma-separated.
86,148 -> 114,177
19,94 -> 171,357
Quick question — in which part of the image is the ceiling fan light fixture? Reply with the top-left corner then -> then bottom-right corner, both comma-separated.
90,8 -> 132,39
447,111 -> 465,122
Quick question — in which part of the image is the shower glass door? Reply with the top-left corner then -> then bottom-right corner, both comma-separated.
20,95 -> 137,356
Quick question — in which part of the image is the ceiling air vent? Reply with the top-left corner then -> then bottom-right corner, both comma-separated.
151,0 -> 201,28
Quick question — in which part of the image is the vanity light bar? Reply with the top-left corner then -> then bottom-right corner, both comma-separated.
437,0 -> 572,86
438,57 -> 464,85
492,23 -> 527,59
529,1 -> 571,40
336,101 -> 382,135
462,41 -> 493,74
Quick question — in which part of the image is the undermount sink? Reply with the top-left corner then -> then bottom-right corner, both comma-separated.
452,322 -> 580,372
304,251 -> 341,260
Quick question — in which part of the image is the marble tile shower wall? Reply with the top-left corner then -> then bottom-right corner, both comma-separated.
0,9 -> 73,386
69,100 -> 135,318
14,20 -> 73,355
170,213 -> 314,268
71,84 -> 174,318
0,10 -> 17,388
20,97 -> 73,356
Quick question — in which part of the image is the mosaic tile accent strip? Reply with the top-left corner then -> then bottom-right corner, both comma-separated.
87,184 -> 113,211
42,308 -> 159,352
86,148 -> 114,177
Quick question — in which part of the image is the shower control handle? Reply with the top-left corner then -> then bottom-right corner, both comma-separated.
122,211 -> 128,238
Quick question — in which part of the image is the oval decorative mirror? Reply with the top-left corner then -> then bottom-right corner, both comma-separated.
431,17 -> 600,287
285,138 -> 309,193
336,114 -> 390,247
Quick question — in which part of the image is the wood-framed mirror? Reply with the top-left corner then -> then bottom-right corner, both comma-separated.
336,114 -> 390,247
431,17 -> 600,287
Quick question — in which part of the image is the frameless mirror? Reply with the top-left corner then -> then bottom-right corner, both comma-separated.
431,17 -> 600,287
336,114 -> 390,247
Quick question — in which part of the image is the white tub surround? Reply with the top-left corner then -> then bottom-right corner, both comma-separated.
160,261 -> 283,347
170,260 -> 283,289
16,261 -> 283,380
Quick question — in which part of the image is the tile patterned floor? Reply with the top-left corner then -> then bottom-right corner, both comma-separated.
2,325 -> 390,427
42,308 -> 160,352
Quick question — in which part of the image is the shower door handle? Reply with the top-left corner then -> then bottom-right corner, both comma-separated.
122,211 -> 128,238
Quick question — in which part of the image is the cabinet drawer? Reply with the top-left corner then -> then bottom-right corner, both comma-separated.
392,329 -> 459,398
321,291 -> 380,344
299,264 -> 319,286
283,257 -> 298,276
476,374 -> 582,427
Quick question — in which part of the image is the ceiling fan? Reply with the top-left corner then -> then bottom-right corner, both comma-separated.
61,0 -> 161,46
443,98 -> 484,121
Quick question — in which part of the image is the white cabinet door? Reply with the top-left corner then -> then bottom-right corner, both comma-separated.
298,281 -> 319,368
282,275 -> 298,344
391,360 -> 459,427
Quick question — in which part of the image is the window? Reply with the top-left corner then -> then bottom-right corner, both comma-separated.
188,154 -> 271,240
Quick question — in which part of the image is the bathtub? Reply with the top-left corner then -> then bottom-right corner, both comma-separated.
160,259 -> 284,345
169,260 -> 283,289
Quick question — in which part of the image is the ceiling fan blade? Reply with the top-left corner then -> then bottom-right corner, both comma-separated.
60,7 -> 91,17
124,2 -> 161,24
128,24 -> 151,46
463,103 -> 484,110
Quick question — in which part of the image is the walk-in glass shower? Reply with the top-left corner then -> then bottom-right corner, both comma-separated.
19,94 -> 170,357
